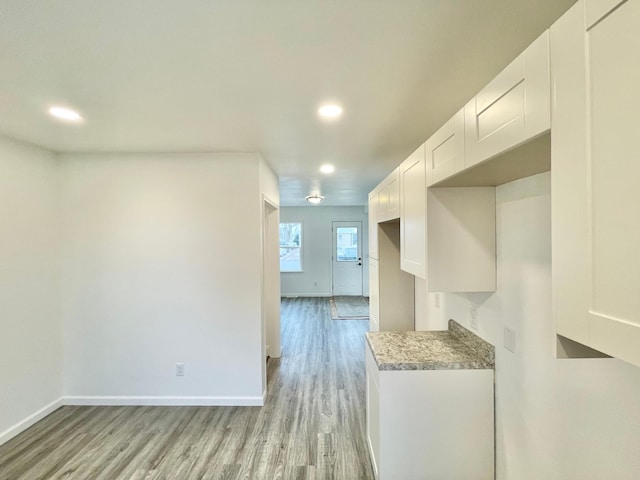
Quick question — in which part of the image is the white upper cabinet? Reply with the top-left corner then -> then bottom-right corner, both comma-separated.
377,168 -> 400,222
465,31 -> 550,168
426,108 -> 465,186
585,0 -> 626,27
400,143 -> 427,279
552,0 -> 640,366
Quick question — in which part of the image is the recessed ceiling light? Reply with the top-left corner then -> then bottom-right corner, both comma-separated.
48,106 -> 83,122
320,164 -> 335,174
305,194 -> 324,205
318,104 -> 343,119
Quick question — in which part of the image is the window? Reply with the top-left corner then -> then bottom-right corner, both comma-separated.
336,226 -> 358,261
280,222 -> 302,272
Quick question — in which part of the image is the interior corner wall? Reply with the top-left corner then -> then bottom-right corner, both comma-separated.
259,158 -> 280,207
58,153 -> 265,405
415,172 -> 640,479
0,135 -> 63,443
280,206 -> 369,297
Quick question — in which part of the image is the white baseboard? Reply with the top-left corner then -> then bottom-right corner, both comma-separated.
0,393 -> 268,448
63,395 -> 265,407
0,397 -> 64,446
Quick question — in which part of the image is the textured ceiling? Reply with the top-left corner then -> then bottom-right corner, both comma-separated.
0,0 -> 577,205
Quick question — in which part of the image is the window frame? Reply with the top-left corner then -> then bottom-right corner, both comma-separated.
279,221 -> 303,272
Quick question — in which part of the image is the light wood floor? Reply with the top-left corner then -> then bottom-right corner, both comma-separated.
0,297 -> 374,479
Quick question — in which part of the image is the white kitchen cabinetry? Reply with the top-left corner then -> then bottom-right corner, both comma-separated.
365,345 -> 494,480
465,31 -> 550,168
377,168 -> 400,222
368,190 -> 379,260
425,108 -> 465,186
551,0 -> 640,366
369,180 -> 413,331
400,143 -> 426,279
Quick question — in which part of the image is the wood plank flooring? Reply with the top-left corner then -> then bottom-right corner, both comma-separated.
0,297 -> 374,479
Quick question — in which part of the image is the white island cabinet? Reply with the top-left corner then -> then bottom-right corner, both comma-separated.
365,323 -> 494,480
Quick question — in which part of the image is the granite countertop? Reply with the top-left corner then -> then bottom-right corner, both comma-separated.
365,320 -> 495,371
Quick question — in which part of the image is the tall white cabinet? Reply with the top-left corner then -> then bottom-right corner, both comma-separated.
369,167 -> 415,332
400,144 -> 426,279
551,0 -> 640,366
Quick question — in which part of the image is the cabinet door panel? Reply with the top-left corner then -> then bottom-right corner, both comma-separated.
587,0 -> 640,364
386,177 -> 399,219
428,109 -> 465,185
476,82 -> 525,140
365,348 -> 380,477
465,31 -> 550,167
377,169 -> 400,222
551,0 -> 590,343
586,0 -> 626,28
400,144 -> 426,278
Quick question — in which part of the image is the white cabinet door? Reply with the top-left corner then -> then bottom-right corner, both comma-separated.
366,343 -> 494,480
551,0 -> 590,344
465,31 -> 550,167
586,0 -> 640,365
426,108 -> 465,185
585,0 -> 626,28
377,169 -> 400,222
400,144 -> 426,279
368,190 -> 379,260
365,347 -> 380,477
552,0 -> 640,366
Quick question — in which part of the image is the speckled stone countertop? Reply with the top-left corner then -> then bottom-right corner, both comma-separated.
365,320 -> 495,371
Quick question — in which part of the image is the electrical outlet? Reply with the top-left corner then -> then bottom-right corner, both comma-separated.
504,328 -> 516,353
435,293 -> 440,308
176,363 -> 185,376
314,281 -> 318,287
470,308 -> 478,330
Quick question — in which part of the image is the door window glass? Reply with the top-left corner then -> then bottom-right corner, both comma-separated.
336,227 -> 358,261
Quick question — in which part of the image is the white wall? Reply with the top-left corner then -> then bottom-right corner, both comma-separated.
0,135 -> 63,443
59,153 -> 267,405
280,206 -> 369,297
260,158 -> 281,369
416,172 -> 640,479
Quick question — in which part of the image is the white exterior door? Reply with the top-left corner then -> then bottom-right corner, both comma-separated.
332,221 -> 363,296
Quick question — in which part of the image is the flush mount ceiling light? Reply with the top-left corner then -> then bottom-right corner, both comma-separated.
305,194 -> 324,205
48,106 -> 83,122
320,164 -> 335,174
318,104 -> 343,119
